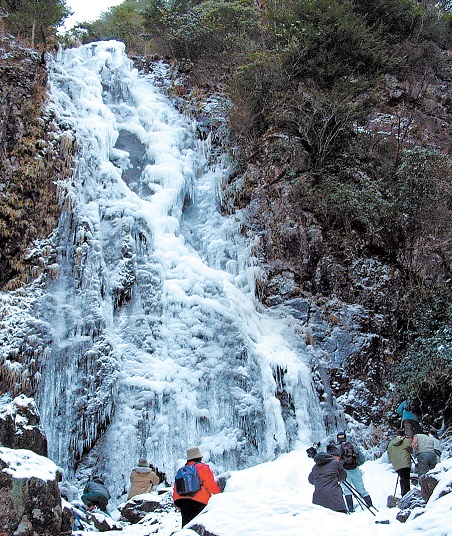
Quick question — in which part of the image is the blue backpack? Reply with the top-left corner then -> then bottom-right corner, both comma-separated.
175,463 -> 201,496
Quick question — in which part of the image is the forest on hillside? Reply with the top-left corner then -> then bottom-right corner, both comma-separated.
1,0 -> 451,431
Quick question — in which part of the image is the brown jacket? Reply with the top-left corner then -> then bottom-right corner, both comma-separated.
127,467 -> 159,499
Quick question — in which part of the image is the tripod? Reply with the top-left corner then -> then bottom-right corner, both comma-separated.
343,480 -> 379,516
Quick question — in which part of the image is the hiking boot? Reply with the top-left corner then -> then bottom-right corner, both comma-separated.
346,495 -> 354,513
364,495 -> 373,508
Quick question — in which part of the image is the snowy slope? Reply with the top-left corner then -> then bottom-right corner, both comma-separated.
74,450 -> 452,536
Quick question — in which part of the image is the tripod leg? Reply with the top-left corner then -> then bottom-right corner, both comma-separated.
345,495 -> 354,513
343,481 -> 376,516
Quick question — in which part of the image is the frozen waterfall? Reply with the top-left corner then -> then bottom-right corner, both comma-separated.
35,41 -> 323,503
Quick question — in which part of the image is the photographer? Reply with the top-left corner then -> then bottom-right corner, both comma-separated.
308,446 -> 348,513
334,432 -> 373,512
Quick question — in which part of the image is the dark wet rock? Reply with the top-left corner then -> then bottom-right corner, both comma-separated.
190,525 -> 219,536
396,509 -> 411,523
60,500 -> 74,536
0,395 -> 47,456
88,511 -> 123,532
420,473 -> 440,501
118,494 -> 163,524
387,495 -> 400,508
0,448 -> 62,535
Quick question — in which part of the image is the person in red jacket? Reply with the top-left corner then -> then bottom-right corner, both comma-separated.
173,446 -> 221,527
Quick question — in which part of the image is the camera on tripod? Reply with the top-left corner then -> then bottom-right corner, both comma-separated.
306,442 -> 321,459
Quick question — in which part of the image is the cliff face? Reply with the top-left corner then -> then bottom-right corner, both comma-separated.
0,36 -> 75,290
164,62 -> 451,436
0,34 -> 450,441
220,56 -> 452,431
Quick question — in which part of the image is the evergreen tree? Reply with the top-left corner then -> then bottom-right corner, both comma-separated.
1,0 -> 70,47
76,0 -> 148,53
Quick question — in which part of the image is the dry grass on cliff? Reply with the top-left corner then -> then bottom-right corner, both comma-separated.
0,35 -> 76,290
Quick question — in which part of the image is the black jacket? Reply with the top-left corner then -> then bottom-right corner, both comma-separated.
308,452 -> 347,512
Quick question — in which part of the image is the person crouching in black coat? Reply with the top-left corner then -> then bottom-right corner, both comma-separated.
308,447 -> 348,513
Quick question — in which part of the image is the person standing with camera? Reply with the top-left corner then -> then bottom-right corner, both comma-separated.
127,457 -> 160,500
333,432 -> 373,512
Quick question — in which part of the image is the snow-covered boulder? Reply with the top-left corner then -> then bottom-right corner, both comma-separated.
118,492 -> 166,524
0,447 -> 63,535
0,395 -> 47,456
88,510 -> 124,532
419,460 -> 452,502
397,487 -> 425,511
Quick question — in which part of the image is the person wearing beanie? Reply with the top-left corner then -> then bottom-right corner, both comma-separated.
173,446 -> 221,527
127,457 -> 160,500
308,447 -> 348,513
335,432 -> 373,512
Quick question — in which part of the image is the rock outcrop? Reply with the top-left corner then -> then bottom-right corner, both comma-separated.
0,394 -> 47,456
0,447 -> 63,535
86,511 -> 123,532
118,491 -> 169,524
420,473 -> 439,502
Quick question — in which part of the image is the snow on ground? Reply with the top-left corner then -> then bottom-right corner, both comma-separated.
73,448 -> 452,536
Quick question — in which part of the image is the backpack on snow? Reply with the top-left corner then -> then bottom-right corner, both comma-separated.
175,463 -> 201,496
340,441 -> 359,470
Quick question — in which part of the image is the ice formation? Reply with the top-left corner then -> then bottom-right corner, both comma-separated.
3,41 -> 325,504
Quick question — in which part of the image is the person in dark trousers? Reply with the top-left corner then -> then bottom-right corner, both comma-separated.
81,476 -> 110,512
387,429 -> 413,497
396,400 -> 420,439
334,432 -> 373,512
308,447 -> 348,513
173,446 -> 221,528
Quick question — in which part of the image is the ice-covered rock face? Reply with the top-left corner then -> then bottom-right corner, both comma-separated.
32,40 -> 323,503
